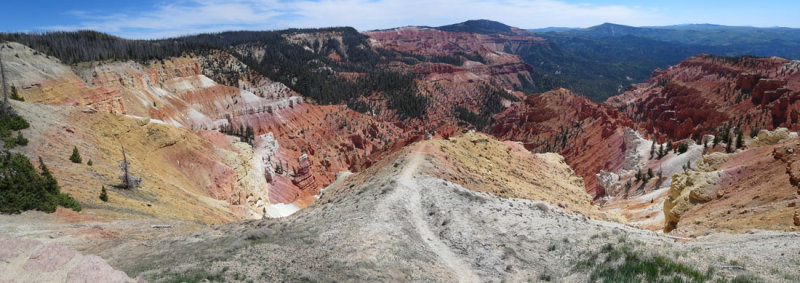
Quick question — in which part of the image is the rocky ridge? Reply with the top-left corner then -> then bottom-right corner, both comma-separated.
102,133 -> 800,282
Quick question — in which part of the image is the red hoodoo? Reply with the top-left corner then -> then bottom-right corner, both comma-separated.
292,154 -> 318,194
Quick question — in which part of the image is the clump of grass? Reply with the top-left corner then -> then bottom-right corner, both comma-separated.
730,274 -> 762,283
576,243 -> 713,283
155,269 -> 225,283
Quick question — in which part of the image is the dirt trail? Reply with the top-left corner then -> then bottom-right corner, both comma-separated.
396,145 -> 480,283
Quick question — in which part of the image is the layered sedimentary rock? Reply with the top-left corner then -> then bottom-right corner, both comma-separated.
365,27 -> 539,126
608,55 -> 800,141
663,129 -> 800,235
1,41 -> 409,217
492,88 -> 632,197
0,236 -> 134,282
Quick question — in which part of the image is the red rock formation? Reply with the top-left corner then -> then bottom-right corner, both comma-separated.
608,55 -> 800,141
492,88 -> 633,197
364,26 -> 543,128
292,154 -> 318,194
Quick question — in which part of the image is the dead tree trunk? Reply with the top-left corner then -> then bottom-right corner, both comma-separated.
0,51 -> 8,115
119,144 -> 141,189
121,145 -> 129,188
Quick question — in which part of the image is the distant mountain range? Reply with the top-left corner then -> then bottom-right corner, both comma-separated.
519,22 -> 800,100
536,23 -> 800,58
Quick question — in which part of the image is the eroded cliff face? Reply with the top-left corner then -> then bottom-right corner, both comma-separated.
1,41 -> 410,219
608,55 -> 800,141
364,27 -> 539,127
663,129 -> 800,235
491,88 -> 632,197
12,101 -> 244,222
366,26 -> 548,63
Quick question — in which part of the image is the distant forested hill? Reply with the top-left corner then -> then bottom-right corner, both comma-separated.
521,23 -> 800,101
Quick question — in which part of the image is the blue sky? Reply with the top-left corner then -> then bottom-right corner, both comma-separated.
1,0 -> 798,39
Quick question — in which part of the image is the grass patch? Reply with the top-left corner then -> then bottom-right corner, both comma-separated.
576,243 -> 713,283
153,269 -> 225,283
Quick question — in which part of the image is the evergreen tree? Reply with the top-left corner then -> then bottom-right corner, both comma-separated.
69,146 -> 82,163
39,157 -> 59,194
647,168 -> 654,179
749,127 -> 760,138
725,138 -> 733,153
736,129 -> 744,148
650,141 -> 656,159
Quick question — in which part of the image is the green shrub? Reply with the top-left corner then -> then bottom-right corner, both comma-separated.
87,160 -> 92,166
577,244 -> 712,283
99,186 -> 108,202
3,132 -> 28,149
69,146 -> 82,163
10,86 -> 24,101
0,155 -> 81,213
749,127 -> 760,138
677,142 -> 689,154
0,112 -> 30,147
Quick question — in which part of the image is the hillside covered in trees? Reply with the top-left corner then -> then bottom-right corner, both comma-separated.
1,29 -> 429,119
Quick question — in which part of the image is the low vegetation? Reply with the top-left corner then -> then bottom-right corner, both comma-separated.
0,112 -> 29,149
0,154 -> 81,213
0,111 -> 80,213
576,242 -> 714,283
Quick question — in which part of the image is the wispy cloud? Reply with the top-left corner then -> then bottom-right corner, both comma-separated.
43,0 -> 661,39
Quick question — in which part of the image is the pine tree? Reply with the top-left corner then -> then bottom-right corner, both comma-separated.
647,168 -> 654,179
736,129 -> 744,149
39,157 -> 59,194
99,186 -> 108,202
650,141 -> 656,159
69,146 -> 82,163
725,138 -> 733,153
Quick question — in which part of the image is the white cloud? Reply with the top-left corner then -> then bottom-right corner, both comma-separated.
45,0 -> 661,39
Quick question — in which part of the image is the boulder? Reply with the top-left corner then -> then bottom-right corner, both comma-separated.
795,210 -> 800,226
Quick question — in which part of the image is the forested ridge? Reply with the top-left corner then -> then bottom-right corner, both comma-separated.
1,28 -> 429,119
